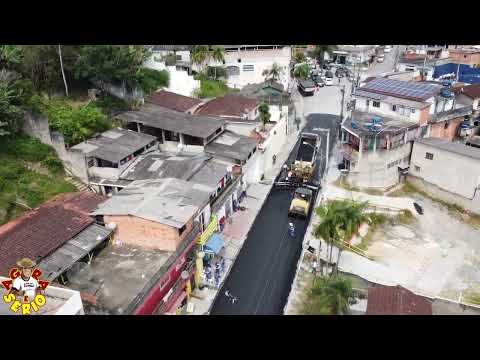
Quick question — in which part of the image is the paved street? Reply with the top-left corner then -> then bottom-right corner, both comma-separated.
210,84 -> 340,315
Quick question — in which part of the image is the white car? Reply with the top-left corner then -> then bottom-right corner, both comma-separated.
324,77 -> 333,86
384,45 -> 392,53
377,56 -> 385,63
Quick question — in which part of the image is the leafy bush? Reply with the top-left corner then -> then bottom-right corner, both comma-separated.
45,100 -> 110,146
42,155 -> 64,174
93,94 -> 130,116
194,78 -> 237,99
0,135 -> 55,162
135,68 -> 169,96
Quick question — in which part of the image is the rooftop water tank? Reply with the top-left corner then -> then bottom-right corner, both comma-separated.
441,88 -> 454,98
351,121 -> 358,129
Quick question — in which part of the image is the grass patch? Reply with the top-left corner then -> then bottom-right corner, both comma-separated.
393,209 -> 415,225
333,179 -> 384,196
0,135 -> 77,225
391,181 -> 480,229
465,292 -> 480,306
193,75 -> 239,98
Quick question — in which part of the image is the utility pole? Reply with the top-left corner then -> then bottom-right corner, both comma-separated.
340,84 -> 346,122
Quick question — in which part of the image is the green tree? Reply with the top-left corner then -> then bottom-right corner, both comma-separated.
262,62 -> 284,84
294,63 -> 310,80
210,45 -> 225,80
191,45 -> 210,74
258,101 -> 271,130
0,121 -> 9,136
303,276 -> 356,315
0,45 -> 23,70
0,81 -> 24,135
314,45 -> 337,62
293,50 -> 306,64
73,45 -> 151,92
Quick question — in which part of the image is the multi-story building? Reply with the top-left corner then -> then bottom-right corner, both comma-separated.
201,45 -> 291,91
341,77 -> 473,189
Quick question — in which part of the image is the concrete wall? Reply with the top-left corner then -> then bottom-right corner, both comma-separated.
429,117 -> 463,141
206,47 -> 291,90
449,51 -> 480,66
410,141 -> 480,200
347,142 -> 413,189
144,58 -> 200,97
354,97 -> 422,122
104,215 -> 194,252
242,149 -> 264,185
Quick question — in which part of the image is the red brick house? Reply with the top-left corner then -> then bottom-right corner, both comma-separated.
195,94 -> 260,121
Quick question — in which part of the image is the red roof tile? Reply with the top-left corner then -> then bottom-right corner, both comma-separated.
146,90 -> 202,113
195,94 -> 260,118
0,192 -> 106,276
460,84 -> 480,100
366,285 -> 432,315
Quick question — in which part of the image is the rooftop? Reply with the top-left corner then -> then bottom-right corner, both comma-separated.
117,103 -> 225,139
344,110 -> 418,137
415,138 -> 480,161
204,130 -> 258,161
119,150 -> 210,182
366,285 -> 432,315
449,48 -> 480,54
146,90 -> 202,113
195,94 -> 260,119
91,178 -> 212,229
0,192 -> 106,277
359,78 -> 442,102
459,83 -> 480,99
151,45 -> 191,52
66,243 -> 171,315
354,89 -> 430,109
69,128 -> 157,163
189,158 -> 235,187
37,223 -> 113,281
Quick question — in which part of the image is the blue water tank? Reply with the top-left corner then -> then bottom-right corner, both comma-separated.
372,116 -> 383,124
442,80 -> 452,87
441,88 -> 454,98
351,121 -> 358,129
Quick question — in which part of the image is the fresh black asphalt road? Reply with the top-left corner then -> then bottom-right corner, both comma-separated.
210,113 -> 339,315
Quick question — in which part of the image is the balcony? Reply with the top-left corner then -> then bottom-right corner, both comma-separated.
211,175 -> 241,213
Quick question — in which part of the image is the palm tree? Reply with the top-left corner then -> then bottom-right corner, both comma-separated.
303,276 -> 356,315
313,203 -> 342,276
210,45 -> 225,80
332,200 -> 369,276
262,62 -> 284,84
293,50 -> 306,64
58,45 -> 69,97
191,45 -> 210,75
258,102 -> 270,131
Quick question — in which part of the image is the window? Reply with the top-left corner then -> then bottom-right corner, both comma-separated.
411,108 -> 416,114
87,158 -> 95,168
426,152 -> 434,160
392,105 -> 397,111
405,108 -> 411,116
415,165 -> 421,172
179,224 -> 187,236
444,122 -> 449,129
243,64 -> 254,72
372,101 -> 380,108
366,100 -> 370,106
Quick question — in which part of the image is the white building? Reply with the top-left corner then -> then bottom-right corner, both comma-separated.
200,45 -> 292,91
410,138 -> 480,214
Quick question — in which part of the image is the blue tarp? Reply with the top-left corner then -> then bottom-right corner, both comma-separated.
204,233 -> 225,255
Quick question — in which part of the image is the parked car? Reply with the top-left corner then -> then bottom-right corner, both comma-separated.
377,55 -> 385,63
298,79 -> 316,96
384,45 -> 392,53
335,68 -> 345,78
313,76 -> 325,87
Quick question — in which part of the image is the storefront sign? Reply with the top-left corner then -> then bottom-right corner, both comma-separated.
197,215 -> 218,245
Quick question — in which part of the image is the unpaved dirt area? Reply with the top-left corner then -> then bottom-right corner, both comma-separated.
367,192 -> 480,301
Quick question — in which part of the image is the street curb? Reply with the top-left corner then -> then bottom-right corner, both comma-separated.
205,125 -> 306,315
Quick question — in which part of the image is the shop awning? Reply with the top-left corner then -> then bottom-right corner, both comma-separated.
204,233 -> 225,255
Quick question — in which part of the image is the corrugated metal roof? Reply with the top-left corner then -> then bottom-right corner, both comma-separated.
37,224 -> 113,281
204,130 -> 258,161
117,104 -> 225,139
415,138 -> 480,160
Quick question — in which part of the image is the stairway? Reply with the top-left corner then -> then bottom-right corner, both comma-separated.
64,176 -> 91,192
